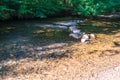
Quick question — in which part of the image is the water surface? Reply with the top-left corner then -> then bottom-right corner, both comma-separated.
0,18 -> 120,60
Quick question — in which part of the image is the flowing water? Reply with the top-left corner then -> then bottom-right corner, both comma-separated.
0,18 -> 85,60
0,18 -> 120,60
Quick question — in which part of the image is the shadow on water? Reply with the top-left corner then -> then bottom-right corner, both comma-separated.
0,19 -> 120,61
77,20 -> 120,35
0,19 -> 76,61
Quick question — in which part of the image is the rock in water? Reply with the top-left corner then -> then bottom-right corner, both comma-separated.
89,33 -> 96,39
81,39 -> 90,44
82,34 -> 89,40
81,34 -> 89,44
69,26 -> 77,32
69,33 -> 81,39
69,26 -> 81,34
72,29 -> 81,34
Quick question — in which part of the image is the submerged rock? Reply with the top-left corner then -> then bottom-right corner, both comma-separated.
69,26 -> 81,34
69,33 -> 82,39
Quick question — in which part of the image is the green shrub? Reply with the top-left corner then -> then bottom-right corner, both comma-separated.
0,0 -> 120,20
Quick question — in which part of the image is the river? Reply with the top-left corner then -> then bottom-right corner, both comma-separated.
0,18 -> 120,60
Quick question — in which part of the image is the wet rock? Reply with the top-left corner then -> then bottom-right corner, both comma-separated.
81,34 -> 90,44
81,39 -> 90,44
35,47 -> 46,51
55,25 -> 68,29
89,33 -> 96,39
54,19 -> 85,26
69,33 -> 81,39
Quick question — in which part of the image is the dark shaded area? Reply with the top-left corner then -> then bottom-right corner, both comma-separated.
0,65 -> 16,79
88,50 -> 98,54
39,49 -> 72,60
0,49 -> 73,79
114,41 -> 120,47
0,45 -> 73,79
88,49 -> 120,57
99,50 -> 120,57
78,20 -> 120,35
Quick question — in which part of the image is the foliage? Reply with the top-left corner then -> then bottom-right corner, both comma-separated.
69,0 -> 120,15
0,0 -> 120,20
0,0 -> 15,19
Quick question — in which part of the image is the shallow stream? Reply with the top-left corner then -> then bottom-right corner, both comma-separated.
0,18 -> 120,60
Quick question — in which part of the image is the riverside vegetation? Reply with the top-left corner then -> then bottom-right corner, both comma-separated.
0,0 -> 120,20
